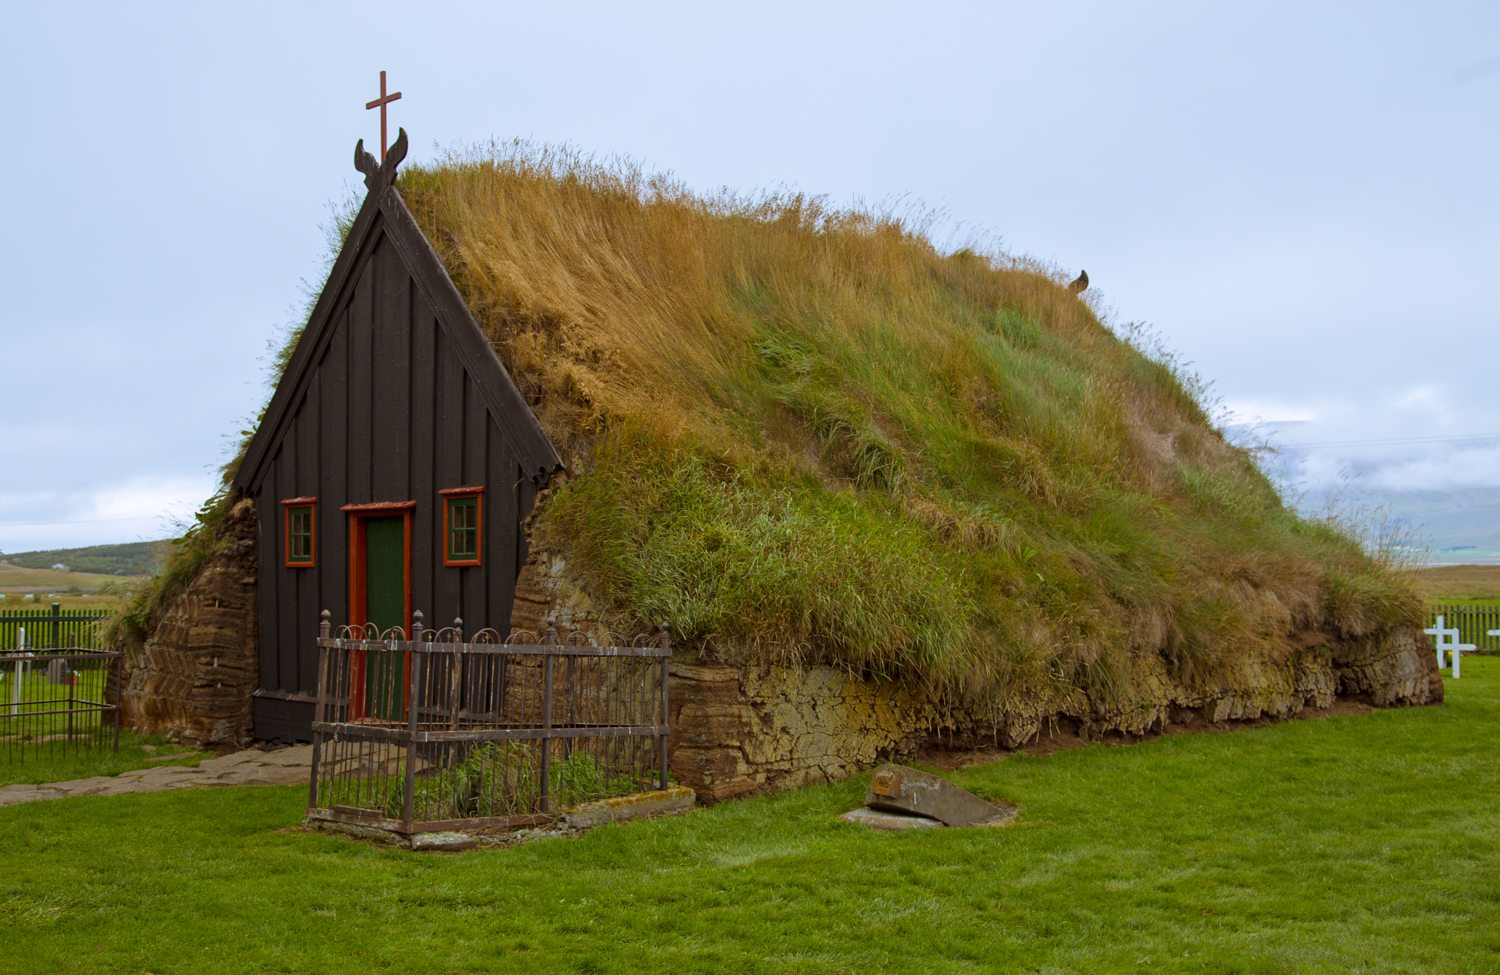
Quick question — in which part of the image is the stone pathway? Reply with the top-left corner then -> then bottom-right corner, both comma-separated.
0,745 -> 314,807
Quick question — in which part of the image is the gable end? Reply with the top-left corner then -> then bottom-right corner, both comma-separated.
234,177 -> 562,496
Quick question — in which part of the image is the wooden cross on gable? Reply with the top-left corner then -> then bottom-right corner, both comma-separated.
365,70 -> 402,161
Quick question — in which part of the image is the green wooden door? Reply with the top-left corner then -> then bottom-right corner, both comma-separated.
364,516 -> 406,719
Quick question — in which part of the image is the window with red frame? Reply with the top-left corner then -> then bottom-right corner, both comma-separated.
282,498 -> 317,567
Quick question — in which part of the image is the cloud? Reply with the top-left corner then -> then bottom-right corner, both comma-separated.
1274,440 -> 1500,495
1222,399 -> 1320,425
1365,445 -> 1500,492
0,474 -> 215,553
1233,381 -> 1500,495
1391,385 -> 1453,420
1393,386 -> 1437,410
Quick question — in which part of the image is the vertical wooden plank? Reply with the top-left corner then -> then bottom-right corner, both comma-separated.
463,369 -> 487,486
255,492 -> 280,699
460,371 -> 487,624
371,237 -> 410,501
346,251 -> 376,504
295,372 -> 322,694
321,310 -> 350,626
275,431 -> 299,693
409,294 -> 437,625
433,323 -> 465,624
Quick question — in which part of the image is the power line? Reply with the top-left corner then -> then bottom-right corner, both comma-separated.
1275,433 -> 1500,452
0,516 -> 165,528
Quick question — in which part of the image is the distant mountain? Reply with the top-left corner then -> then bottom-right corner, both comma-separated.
2,540 -> 171,577
1293,487 -> 1500,564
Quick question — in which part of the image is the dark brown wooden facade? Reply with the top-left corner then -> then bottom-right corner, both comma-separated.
233,133 -> 562,740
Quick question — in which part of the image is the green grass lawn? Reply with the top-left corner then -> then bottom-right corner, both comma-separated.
0,729 -> 207,787
4,661 -> 1498,974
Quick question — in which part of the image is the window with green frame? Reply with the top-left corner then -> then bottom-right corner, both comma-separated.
442,488 -> 483,566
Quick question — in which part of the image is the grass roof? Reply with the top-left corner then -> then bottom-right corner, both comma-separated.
383,143 -> 1420,714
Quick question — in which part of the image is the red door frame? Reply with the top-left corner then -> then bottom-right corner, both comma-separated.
343,501 -> 415,719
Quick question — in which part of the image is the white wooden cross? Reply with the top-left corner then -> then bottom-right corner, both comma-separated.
7,626 -> 26,715
1424,615 -> 1476,678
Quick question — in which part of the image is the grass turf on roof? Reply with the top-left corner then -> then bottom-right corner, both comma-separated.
389,143 -> 1419,714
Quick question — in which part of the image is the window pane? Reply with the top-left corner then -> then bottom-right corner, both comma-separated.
289,507 -> 313,563
448,498 -> 479,561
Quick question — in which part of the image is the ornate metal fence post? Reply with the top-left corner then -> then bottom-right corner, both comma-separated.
403,610 -> 423,832
448,615 -> 463,730
659,622 -> 671,790
565,644 -> 577,743
66,652 -> 75,745
112,639 -> 123,752
308,610 -> 331,812
541,616 -> 556,814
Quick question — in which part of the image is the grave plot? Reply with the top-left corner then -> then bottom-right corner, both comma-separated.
305,613 -> 691,848
1,648 -> 121,765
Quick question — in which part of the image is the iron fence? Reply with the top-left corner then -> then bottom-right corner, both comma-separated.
1430,603 -> 1500,653
0,603 -> 111,652
0,648 -> 122,764
306,611 -> 671,835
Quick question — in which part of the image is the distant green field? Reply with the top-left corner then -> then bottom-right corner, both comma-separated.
2,540 -> 167,577
0,562 -> 137,603
1412,563 -> 1500,600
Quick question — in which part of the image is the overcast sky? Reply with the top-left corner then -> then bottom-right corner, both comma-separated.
1,1 -> 1497,553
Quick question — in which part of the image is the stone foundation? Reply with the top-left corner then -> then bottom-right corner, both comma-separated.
1335,625 -> 1444,705
666,631 -> 1441,803
119,496 -> 259,748
669,662 -> 937,802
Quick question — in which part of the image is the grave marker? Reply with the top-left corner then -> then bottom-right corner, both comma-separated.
840,764 -> 1017,830
1424,615 -> 1475,678
46,658 -> 72,685
8,627 -> 26,715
